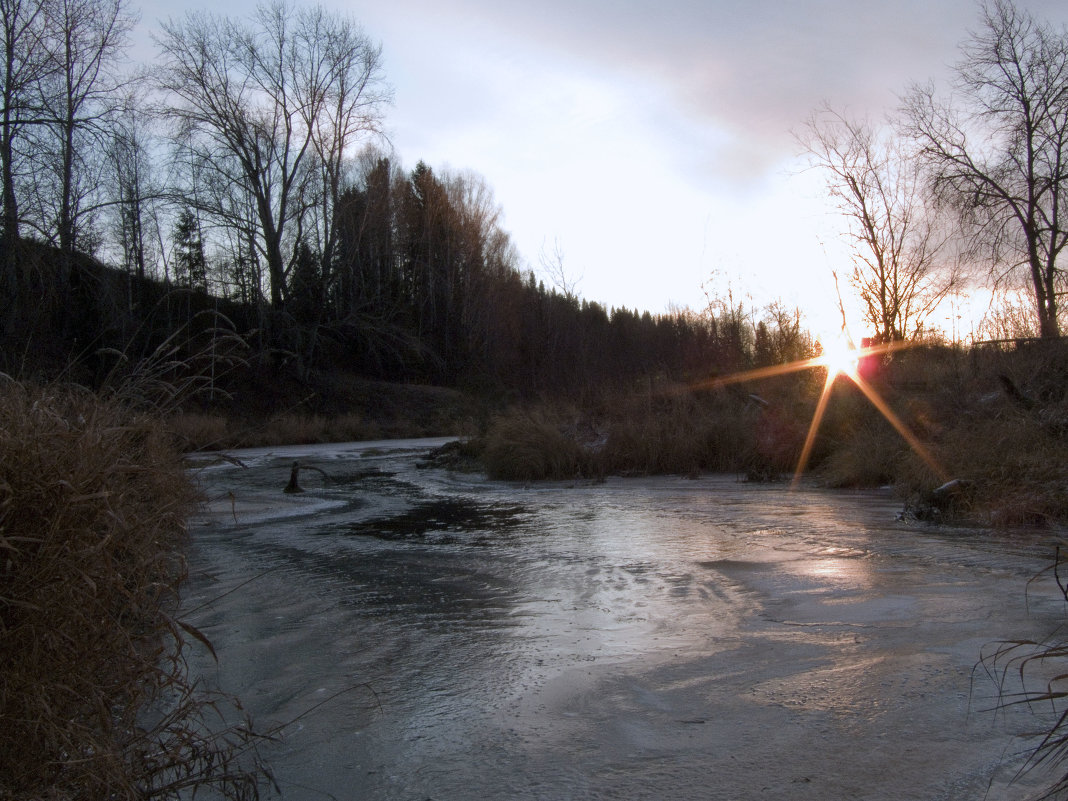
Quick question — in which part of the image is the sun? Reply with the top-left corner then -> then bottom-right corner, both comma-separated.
816,331 -> 859,378
686,328 -> 948,488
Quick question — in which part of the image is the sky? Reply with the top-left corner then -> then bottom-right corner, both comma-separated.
138,0 -> 1068,341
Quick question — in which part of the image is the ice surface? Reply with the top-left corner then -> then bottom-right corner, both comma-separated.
185,438 -> 1068,800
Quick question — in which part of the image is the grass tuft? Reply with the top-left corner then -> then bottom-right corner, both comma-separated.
982,546 -> 1068,799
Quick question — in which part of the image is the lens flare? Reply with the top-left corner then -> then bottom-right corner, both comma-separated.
816,333 -> 859,379
687,337 -> 947,488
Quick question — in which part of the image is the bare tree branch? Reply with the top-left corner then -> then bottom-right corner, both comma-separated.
799,104 -> 957,342
902,0 -> 1068,338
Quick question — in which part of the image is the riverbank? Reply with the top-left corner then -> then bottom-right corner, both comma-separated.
169,339 -> 1068,526
168,370 -> 487,449
5,368 -> 1066,798
0,381 -> 270,799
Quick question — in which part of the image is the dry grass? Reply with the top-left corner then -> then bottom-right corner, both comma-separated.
817,418 -> 909,489
168,411 -> 234,450
467,341 -> 1068,522
167,411 -> 383,451
0,380 -> 268,800
885,342 -> 1068,524
474,382 -> 815,482
794,342 -> 1068,523
252,412 -> 381,447
480,409 -> 588,481
165,371 -> 484,452
927,408 -> 1068,525
600,389 -> 761,476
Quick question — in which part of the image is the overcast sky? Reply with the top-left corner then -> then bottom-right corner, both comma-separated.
141,0 -> 1068,338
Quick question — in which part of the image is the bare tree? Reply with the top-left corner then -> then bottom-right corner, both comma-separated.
35,0 -> 135,259
758,300 -> 812,364
0,0 -> 48,246
538,238 -> 582,302
800,105 -> 956,342
303,7 -> 390,274
154,2 -> 389,311
107,94 -> 160,284
903,0 -> 1068,339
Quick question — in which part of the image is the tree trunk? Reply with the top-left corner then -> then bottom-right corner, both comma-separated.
266,236 -> 285,310
1031,249 -> 1060,339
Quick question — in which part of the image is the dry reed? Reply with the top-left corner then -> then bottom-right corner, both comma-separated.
480,409 -> 588,481
0,379 -> 268,800
980,545 -> 1068,800
600,389 -> 757,476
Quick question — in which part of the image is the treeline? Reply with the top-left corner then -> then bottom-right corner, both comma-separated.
0,0 -> 817,397
273,156 -> 816,394
1,161 -> 815,399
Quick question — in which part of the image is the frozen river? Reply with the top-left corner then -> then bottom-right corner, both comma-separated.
186,438 -> 1068,800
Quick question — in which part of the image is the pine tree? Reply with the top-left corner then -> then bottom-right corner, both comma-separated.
172,208 -> 207,291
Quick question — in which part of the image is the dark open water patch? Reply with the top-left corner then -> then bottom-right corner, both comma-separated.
344,497 -> 528,542
328,467 -> 394,484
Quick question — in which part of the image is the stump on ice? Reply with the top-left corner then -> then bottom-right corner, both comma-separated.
284,461 -> 304,493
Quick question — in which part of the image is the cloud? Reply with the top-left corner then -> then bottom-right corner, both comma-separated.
349,0 -> 1068,316
375,0 -> 1068,182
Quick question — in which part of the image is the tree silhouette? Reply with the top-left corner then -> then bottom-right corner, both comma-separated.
904,0 -> 1068,339
800,106 -> 955,342
172,208 -> 206,291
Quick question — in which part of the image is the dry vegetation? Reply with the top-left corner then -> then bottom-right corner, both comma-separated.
468,340 -> 1068,525
480,408 -> 590,481
476,378 -> 817,483
167,371 -> 484,451
169,410 -> 381,451
980,549 -> 1068,801
832,341 -> 1068,525
0,380 -> 269,800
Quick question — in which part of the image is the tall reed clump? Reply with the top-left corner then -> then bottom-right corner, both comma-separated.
601,388 -> 757,476
0,380 -> 267,800
480,409 -> 588,481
